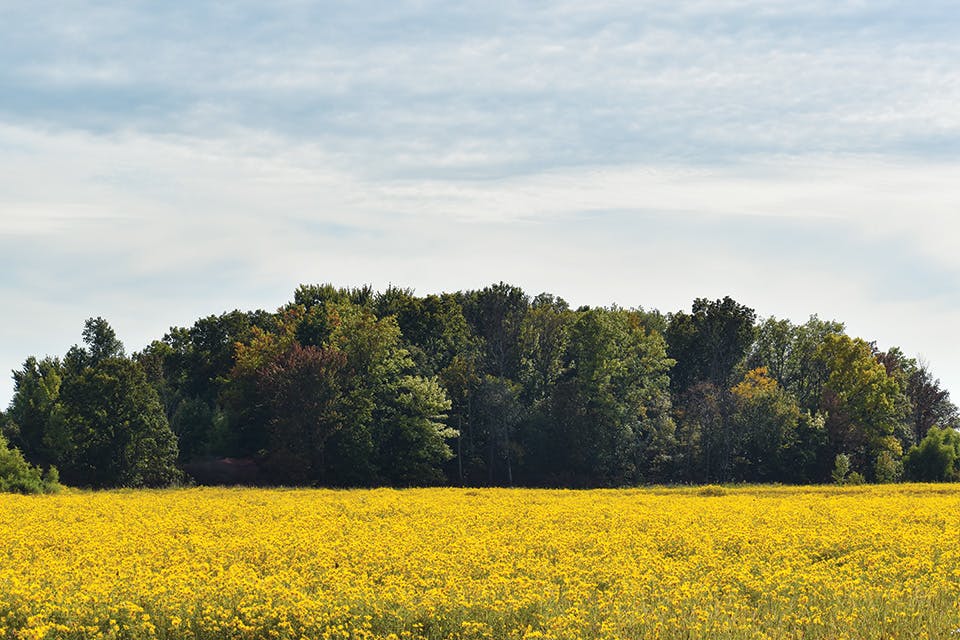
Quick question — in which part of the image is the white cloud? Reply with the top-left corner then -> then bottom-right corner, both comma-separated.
3,1 -> 960,407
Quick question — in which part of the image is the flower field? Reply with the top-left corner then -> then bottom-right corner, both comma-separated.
1,485 -> 959,640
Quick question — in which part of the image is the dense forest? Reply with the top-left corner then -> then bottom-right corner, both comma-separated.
3,283 -> 959,491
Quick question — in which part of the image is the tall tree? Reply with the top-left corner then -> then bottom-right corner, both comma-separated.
82,317 -> 125,365
667,297 -> 756,394
674,382 -> 731,483
458,283 -> 530,380
548,308 -> 675,487
253,343 -> 348,485
4,356 -> 69,468
59,356 -> 181,488
816,333 -> 907,477
729,367 -> 801,482
904,361 -> 958,445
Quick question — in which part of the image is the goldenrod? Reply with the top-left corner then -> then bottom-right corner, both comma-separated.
0,485 -> 958,639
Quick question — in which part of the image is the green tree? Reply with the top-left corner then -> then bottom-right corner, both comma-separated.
82,316 -> 125,365
903,361 -> 959,445
136,310 -> 277,462
375,288 -> 477,378
458,283 -> 530,380
518,294 -> 573,406
747,315 -> 845,412
22,318 -> 184,488
667,297 -> 756,394
253,344 -> 348,485
674,382 -> 730,483
295,283 -> 375,310
470,375 -> 523,485
816,334 -> 907,478
513,294 -> 575,485
324,301 -> 455,486
375,375 -> 455,486
548,308 -> 675,486
903,426 -> 960,482
59,356 -> 182,488
874,450 -> 901,483
4,356 -> 69,468
832,453 -> 851,485
226,300 -> 457,487
729,368 -> 801,482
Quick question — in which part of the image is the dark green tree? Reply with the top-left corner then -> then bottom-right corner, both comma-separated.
375,288 -> 477,378
138,310 -> 276,461
458,282 -> 530,380
59,355 -> 181,488
548,308 -> 675,486
4,356 -> 69,468
667,297 -> 756,394
12,318 -> 184,488
82,316 -> 125,365
674,382 -> 730,483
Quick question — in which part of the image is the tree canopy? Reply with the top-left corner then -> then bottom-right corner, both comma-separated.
3,284 -> 957,490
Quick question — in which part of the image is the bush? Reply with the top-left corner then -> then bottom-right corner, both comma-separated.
832,454 -> 851,485
846,471 -> 866,486
0,433 -> 60,494
874,450 -> 901,484
903,427 -> 960,482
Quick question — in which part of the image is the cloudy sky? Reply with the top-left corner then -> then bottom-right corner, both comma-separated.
2,1 -> 960,406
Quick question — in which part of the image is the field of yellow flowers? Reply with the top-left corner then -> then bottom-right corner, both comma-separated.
1,484 -> 959,640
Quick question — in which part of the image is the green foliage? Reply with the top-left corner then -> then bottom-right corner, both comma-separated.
6,285 -> 954,490
729,368 -> 801,482
904,361 -> 959,444
816,334 -> 907,475
59,357 -> 182,488
547,307 -> 675,486
81,317 -> 125,365
873,450 -> 901,484
846,471 -> 866,486
0,432 -> 60,494
375,375 -> 455,486
5,356 -> 69,468
832,454 -> 851,485
458,282 -> 530,380
903,427 -> 960,482
223,299 -> 457,487
748,316 -> 845,412
8,319 -> 182,489
666,296 -> 756,393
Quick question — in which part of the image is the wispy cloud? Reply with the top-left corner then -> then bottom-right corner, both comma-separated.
2,1 -> 960,404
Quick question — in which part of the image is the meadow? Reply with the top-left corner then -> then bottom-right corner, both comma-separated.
1,485 -> 959,640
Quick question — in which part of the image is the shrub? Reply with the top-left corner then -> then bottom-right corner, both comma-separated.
846,472 -> 866,486
903,427 -> 960,482
832,454 -> 851,485
874,450 -> 901,484
0,433 -> 60,494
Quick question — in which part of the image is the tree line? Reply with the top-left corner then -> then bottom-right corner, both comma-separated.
2,283 -> 959,492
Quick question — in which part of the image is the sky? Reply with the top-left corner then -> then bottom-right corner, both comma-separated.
2,1 -> 960,407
